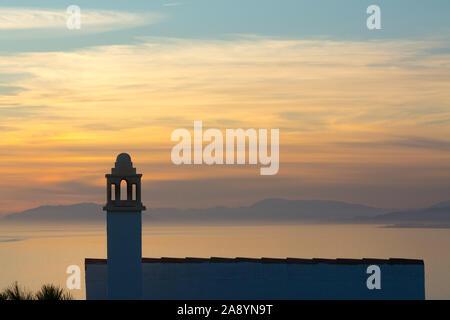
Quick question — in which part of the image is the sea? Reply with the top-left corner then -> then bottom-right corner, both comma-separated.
0,223 -> 449,300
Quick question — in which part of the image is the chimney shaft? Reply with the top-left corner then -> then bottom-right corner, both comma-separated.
103,153 -> 146,300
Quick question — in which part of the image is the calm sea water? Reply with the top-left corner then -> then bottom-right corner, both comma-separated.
0,223 -> 449,300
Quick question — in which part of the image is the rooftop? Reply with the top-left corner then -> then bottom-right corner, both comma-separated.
85,257 -> 423,265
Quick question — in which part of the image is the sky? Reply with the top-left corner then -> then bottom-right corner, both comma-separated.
1,0 -> 450,213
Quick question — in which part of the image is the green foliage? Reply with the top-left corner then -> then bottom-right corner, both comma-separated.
0,282 -> 73,301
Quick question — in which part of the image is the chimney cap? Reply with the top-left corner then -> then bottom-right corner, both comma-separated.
115,153 -> 132,167
105,153 -> 145,212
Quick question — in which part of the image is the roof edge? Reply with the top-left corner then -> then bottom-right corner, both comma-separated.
85,257 -> 424,265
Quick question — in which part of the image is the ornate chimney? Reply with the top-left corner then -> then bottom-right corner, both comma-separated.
103,153 -> 145,300
104,153 -> 146,212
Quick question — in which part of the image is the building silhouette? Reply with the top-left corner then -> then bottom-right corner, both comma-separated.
85,153 -> 425,300
103,153 -> 145,299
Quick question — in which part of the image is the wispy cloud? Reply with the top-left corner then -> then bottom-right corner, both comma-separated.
0,36 -> 449,210
337,136 -> 450,152
0,7 -> 163,32
163,2 -> 183,7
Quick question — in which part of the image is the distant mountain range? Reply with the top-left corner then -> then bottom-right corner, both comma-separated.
3,199 -> 450,227
3,203 -> 104,222
144,199 -> 390,223
352,200 -> 450,227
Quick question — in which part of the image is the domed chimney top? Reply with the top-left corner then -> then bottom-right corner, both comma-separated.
111,153 -> 136,175
115,153 -> 132,168
104,153 -> 145,212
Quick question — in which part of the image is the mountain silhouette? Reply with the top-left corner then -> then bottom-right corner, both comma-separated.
4,203 -> 103,222
3,199 -> 388,223
145,199 -> 389,223
353,205 -> 450,224
3,199 -> 449,226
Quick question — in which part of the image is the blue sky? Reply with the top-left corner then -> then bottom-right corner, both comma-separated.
1,1 -> 450,53
1,1 -> 450,211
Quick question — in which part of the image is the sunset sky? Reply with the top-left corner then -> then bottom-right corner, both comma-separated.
1,0 -> 450,213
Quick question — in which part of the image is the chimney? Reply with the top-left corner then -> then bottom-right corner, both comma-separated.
103,153 -> 146,299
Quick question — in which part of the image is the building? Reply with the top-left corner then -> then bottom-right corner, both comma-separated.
84,153 -> 425,300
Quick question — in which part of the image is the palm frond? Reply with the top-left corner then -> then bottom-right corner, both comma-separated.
3,281 -> 34,300
35,284 -> 73,300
